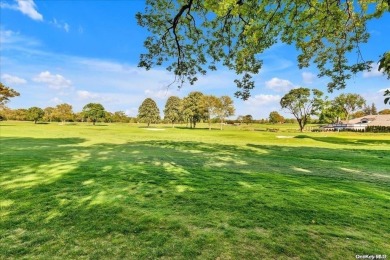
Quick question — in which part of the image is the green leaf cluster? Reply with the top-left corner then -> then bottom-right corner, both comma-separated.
138,98 -> 161,126
137,0 -> 389,98
82,103 -> 106,125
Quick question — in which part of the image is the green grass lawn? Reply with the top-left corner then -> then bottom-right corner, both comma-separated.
1,121 -> 389,259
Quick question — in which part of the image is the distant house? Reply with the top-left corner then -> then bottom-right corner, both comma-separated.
321,115 -> 390,131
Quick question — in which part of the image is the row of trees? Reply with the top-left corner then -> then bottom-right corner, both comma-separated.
0,103 -> 133,124
137,92 -> 235,129
2,82 -> 389,131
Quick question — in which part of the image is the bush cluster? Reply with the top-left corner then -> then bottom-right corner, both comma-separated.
366,126 -> 390,133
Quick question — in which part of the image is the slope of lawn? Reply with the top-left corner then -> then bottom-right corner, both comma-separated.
1,121 -> 389,259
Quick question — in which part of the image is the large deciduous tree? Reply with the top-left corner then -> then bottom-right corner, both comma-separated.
138,98 -> 160,127
43,107 -> 55,122
164,96 -> 182,127
27,107 -> 44,124
216,96 -> 235,130
280,88 -> 323,132
0,82 -> 20,106
201,95 -> 220,130
333,93 -> 366,122
82,103 -> 105,125
318,100 -> 344,124
136,0 -> 389,98
54,103 -> 74,124
182,91 -> 206,128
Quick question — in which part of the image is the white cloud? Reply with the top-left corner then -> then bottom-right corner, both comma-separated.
144,88 -> 173,100
77,90 -> 99,100
33,71 -> 72,89
363,63 -> 384,78
50,97 -> 63,104
125,108 -> 137,117
0,29 -> 41,47
1,74 -> 27,85
246,94 -> 281,106
1,0 -> 43,21
50,19 -> 70,32
302,72 -> 316,84
265,77 -> 295,92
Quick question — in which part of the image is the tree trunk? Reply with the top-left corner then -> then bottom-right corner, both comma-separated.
298,119 -> 304,132
34,120 -> 37,124
93,120 -> 96,125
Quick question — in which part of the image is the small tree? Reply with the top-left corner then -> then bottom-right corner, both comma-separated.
164,96 -> 182,128
138,98 -> 160,127
269,111 -> 285,124
27,107 -> 44,124
280,88 -> 323,132
333,93 -> 366,122
243,115 -> 253,125
216,96 -> 235,130
82,103 -> 105,125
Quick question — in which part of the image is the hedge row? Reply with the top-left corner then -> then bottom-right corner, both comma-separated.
365,126 -> 390,133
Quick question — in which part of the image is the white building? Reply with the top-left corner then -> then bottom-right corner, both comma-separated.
322,115 -> 390,131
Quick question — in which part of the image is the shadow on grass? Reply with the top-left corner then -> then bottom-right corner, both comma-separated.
1,137 -> 389,259
295,134 -> 390,145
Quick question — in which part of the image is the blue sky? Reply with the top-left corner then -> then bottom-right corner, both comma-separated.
1,0 -> 389,118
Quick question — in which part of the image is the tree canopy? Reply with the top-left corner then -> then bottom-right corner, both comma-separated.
138,98 -> 160,127
384,89 -> 390,105
269,111 -> 284,124
27,107 -> 44,124
280,87 -> 323,132
54,103 -> 74,124
182,91 -> 206,128
82,103 -> 106,125
216,96 -> 235,130
137,0 -> 389,99
0,82 -> 20,106
201,95 -> 220,130
333,93 -> 366,122
164,96 -> 182,127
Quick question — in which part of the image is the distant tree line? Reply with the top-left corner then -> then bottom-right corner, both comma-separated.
0,103 -> 137,124
1,81 -> 388,130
